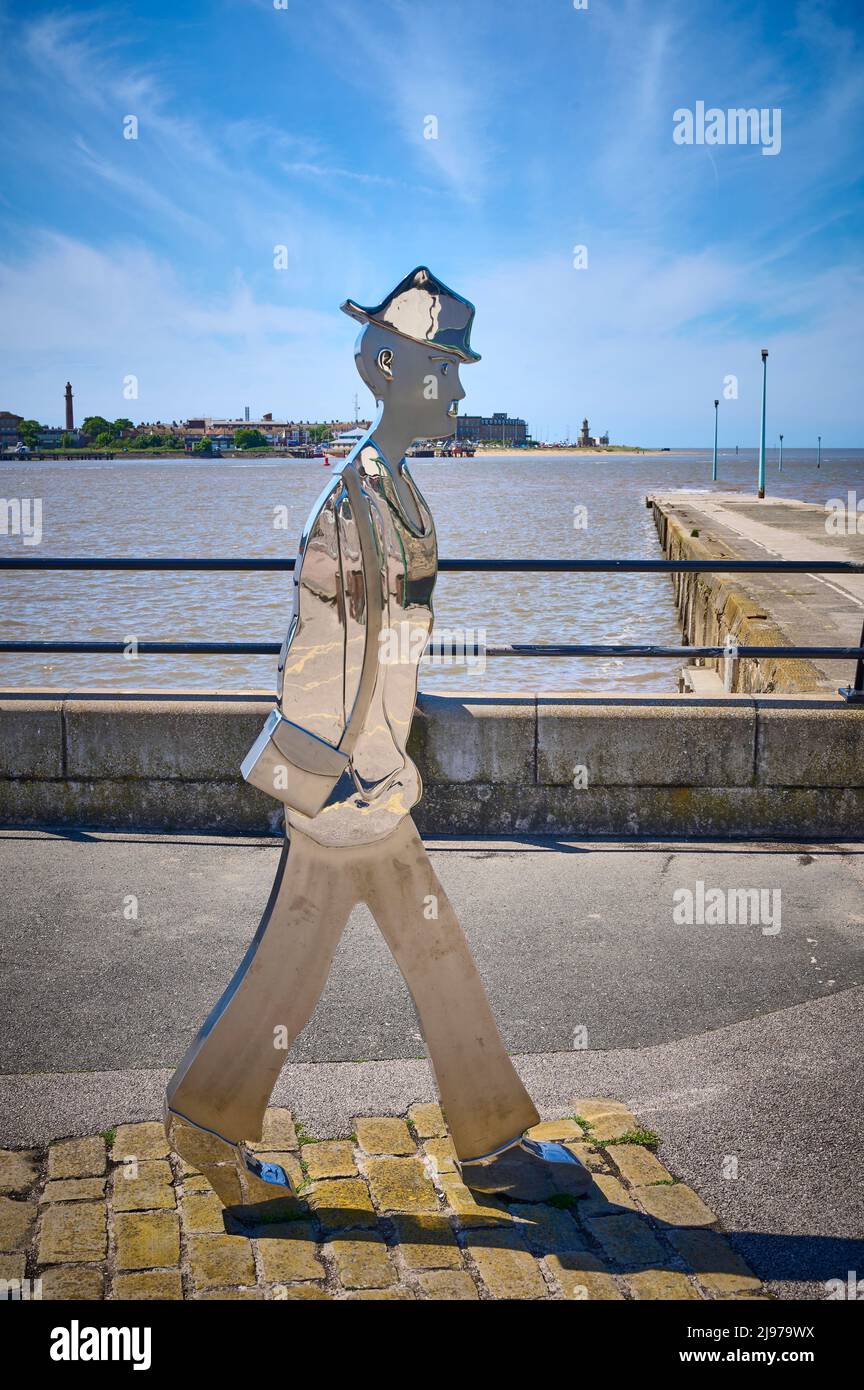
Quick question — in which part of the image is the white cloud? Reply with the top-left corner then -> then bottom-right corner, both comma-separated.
0,234 -> 359,423
462,240 -> 864,443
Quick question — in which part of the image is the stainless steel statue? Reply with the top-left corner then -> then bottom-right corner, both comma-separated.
164,268 -> 590,1207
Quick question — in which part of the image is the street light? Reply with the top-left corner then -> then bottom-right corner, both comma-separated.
758,348 -> 768,499
778,433 -> 783,471
712,399 -> 719,482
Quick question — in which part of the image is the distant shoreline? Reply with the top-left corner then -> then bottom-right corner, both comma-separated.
473,446 -> 651,457
4,446 -> 851,465
4,445 -> 676,463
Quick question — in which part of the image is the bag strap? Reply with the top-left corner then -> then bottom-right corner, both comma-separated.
336,464 -> 385,759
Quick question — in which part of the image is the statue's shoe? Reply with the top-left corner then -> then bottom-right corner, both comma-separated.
164,1105 -> 297,1217
456,1136 -> 592,1202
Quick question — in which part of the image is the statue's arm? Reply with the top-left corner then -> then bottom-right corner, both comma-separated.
276,478 -> 347,747
276,468 -> 409,801
338,482 -> 411,796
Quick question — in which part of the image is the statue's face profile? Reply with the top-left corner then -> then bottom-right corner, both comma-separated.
356,324 -> 466,441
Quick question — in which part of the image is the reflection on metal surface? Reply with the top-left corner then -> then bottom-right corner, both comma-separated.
165,270 -> 589,1208
456,1136 -> 593,1200
241,272 -> 475,846
341,265 -> 481,363
164,1104 -> 297,1215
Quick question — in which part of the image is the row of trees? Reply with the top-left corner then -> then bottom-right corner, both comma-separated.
79,416 -> 138,447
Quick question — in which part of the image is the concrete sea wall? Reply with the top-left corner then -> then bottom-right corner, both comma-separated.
1,689 -> 862,838
650,499 -> 825,694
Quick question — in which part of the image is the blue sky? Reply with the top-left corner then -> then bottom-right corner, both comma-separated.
0,0 -> 862,444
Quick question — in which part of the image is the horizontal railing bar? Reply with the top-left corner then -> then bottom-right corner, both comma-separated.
1,556 -> 864,574
1,641 -> 862,660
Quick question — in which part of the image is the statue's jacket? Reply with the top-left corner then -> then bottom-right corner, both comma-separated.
272,443 -> 437,846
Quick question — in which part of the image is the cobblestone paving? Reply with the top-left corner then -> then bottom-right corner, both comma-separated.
0,1098 -> 769,1301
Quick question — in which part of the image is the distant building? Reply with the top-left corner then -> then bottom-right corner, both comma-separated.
182,417 -> 370,448
330,427 -> 366,447
0,411 -> 23,451
65,382 -> 74,432
455,411 -> 528,445
577,418 -> 610,447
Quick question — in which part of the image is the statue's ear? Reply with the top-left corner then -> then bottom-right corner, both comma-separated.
376,347 -> 394,381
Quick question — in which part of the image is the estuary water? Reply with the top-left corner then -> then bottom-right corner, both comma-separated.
1,449 -> 861,694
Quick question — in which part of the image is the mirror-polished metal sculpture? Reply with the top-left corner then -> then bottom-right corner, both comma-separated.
164,268 -> 590,1208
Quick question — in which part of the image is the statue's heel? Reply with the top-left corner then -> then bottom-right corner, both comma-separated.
456,1135 -> 593,1202
164,1105 -> 297,1217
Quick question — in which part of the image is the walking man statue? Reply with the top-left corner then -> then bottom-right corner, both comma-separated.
165,268 -> 590,1207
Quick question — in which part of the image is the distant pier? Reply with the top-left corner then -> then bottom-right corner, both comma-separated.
650,492 -> 864,695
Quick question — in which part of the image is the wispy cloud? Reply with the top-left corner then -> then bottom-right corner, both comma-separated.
0,233 -> 356,420
281,161 -> 437,195
303,0 -> 500,201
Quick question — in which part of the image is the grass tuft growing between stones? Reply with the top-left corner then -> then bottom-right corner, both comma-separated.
603,1128 -> 662,1150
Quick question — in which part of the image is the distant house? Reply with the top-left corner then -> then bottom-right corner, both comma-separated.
37,428 -> 68,447
0,411 -> 23,451
455,412 -> 528,445
330,427 -> 366,447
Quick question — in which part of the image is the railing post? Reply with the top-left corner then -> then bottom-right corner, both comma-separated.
839,615 -> 864,702
723,633 -> 739,692
758,348 -> 768,499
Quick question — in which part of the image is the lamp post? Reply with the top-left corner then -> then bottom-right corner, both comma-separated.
758,348 -> 768,499
712,399 -> 719,482
778,433 -> 783,471
817,434 -> 822,469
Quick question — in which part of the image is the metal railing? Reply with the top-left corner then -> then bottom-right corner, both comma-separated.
1,555 -> 862,699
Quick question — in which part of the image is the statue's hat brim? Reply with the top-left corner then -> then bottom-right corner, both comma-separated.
341,266 -> 480,363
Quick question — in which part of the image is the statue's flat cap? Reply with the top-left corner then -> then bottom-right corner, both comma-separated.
341,266 -> 480,363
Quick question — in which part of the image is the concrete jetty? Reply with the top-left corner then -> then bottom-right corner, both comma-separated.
650,492 -> 864,695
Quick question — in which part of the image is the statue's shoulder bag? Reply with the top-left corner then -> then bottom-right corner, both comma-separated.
241,465 -> 383,817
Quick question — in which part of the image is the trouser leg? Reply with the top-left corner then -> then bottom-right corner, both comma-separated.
166,827 -> 356,1144
359,816 -> 540,1159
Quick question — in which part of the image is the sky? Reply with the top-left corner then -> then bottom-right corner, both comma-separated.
0,0 -> 862,445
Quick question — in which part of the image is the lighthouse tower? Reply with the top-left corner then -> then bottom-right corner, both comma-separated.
64,382 -> 74,432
